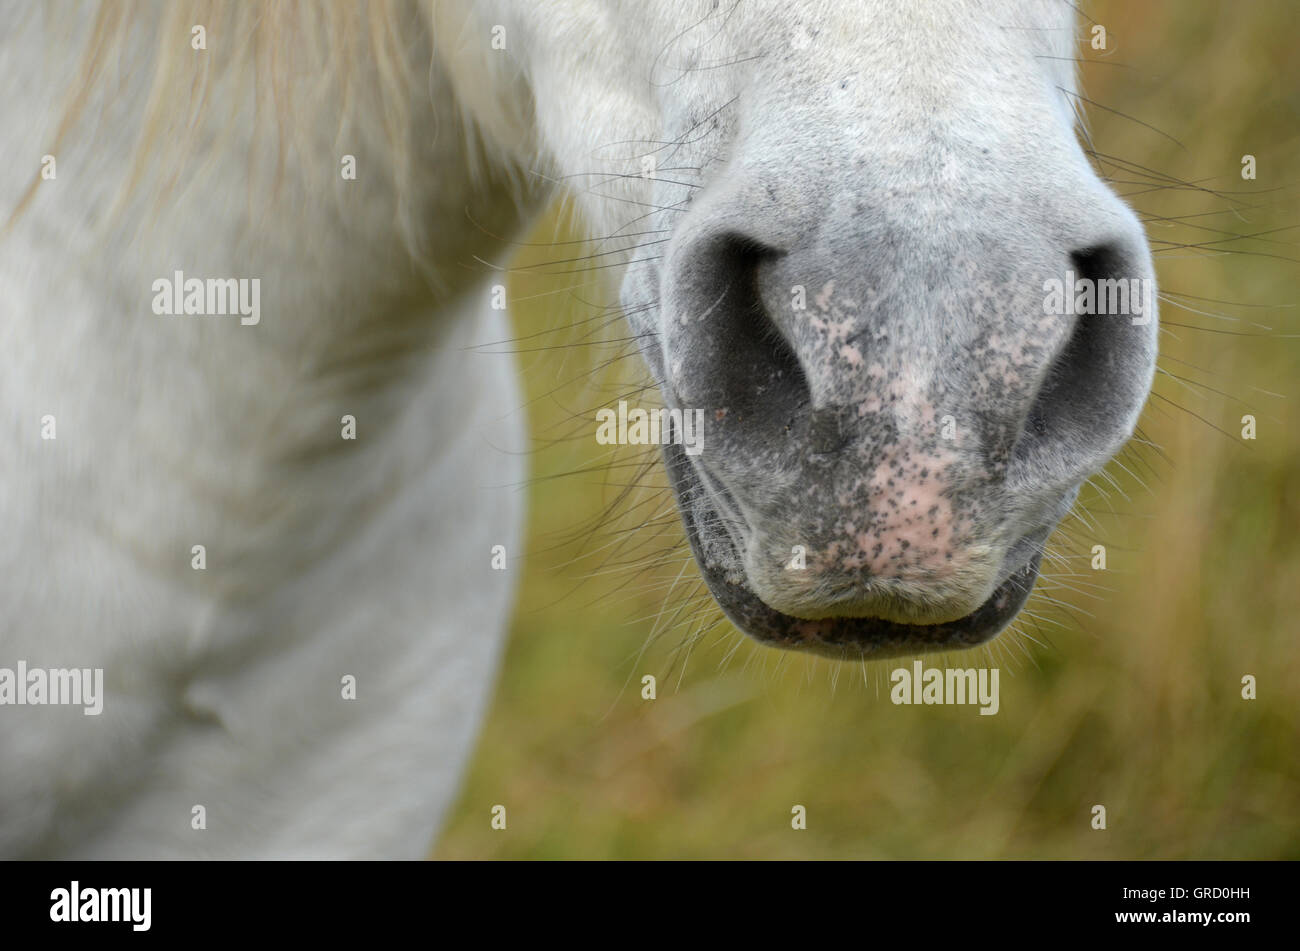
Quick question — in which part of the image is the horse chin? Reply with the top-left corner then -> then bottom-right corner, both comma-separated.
661,441 -> 1046,660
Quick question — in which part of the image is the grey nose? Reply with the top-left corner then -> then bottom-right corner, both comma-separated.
653,170 -> 1157,625
662,208 -> 1157,497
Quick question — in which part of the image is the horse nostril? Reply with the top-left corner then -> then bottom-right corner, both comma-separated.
666,232 -> 810,428
1012,239 -> 1158,474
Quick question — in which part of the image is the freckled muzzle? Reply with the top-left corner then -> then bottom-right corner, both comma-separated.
662,438 -> 1048,659
660,441 -> 1045,657
631,136 -> 1158,658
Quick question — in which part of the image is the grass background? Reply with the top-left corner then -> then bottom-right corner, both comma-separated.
435,0 -> 1300,859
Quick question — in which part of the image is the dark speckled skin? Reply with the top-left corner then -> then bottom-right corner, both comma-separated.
666,437 -> 1047,659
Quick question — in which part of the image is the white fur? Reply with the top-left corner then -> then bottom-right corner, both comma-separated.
0,0 -> 1110,856
0,2 -> 533,857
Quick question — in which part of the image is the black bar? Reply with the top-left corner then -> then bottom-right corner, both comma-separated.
0,860 -> 1285,938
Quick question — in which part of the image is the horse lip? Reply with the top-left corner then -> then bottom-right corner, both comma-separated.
712,556 -> 1043,660
662,441 -> 1044,659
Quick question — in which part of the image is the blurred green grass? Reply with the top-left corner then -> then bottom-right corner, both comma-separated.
436,0 -> 1300,859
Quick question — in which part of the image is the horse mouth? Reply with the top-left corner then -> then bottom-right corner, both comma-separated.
662,442 -> 1044,660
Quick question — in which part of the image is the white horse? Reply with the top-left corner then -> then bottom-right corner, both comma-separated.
0,0 -> 1155,857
